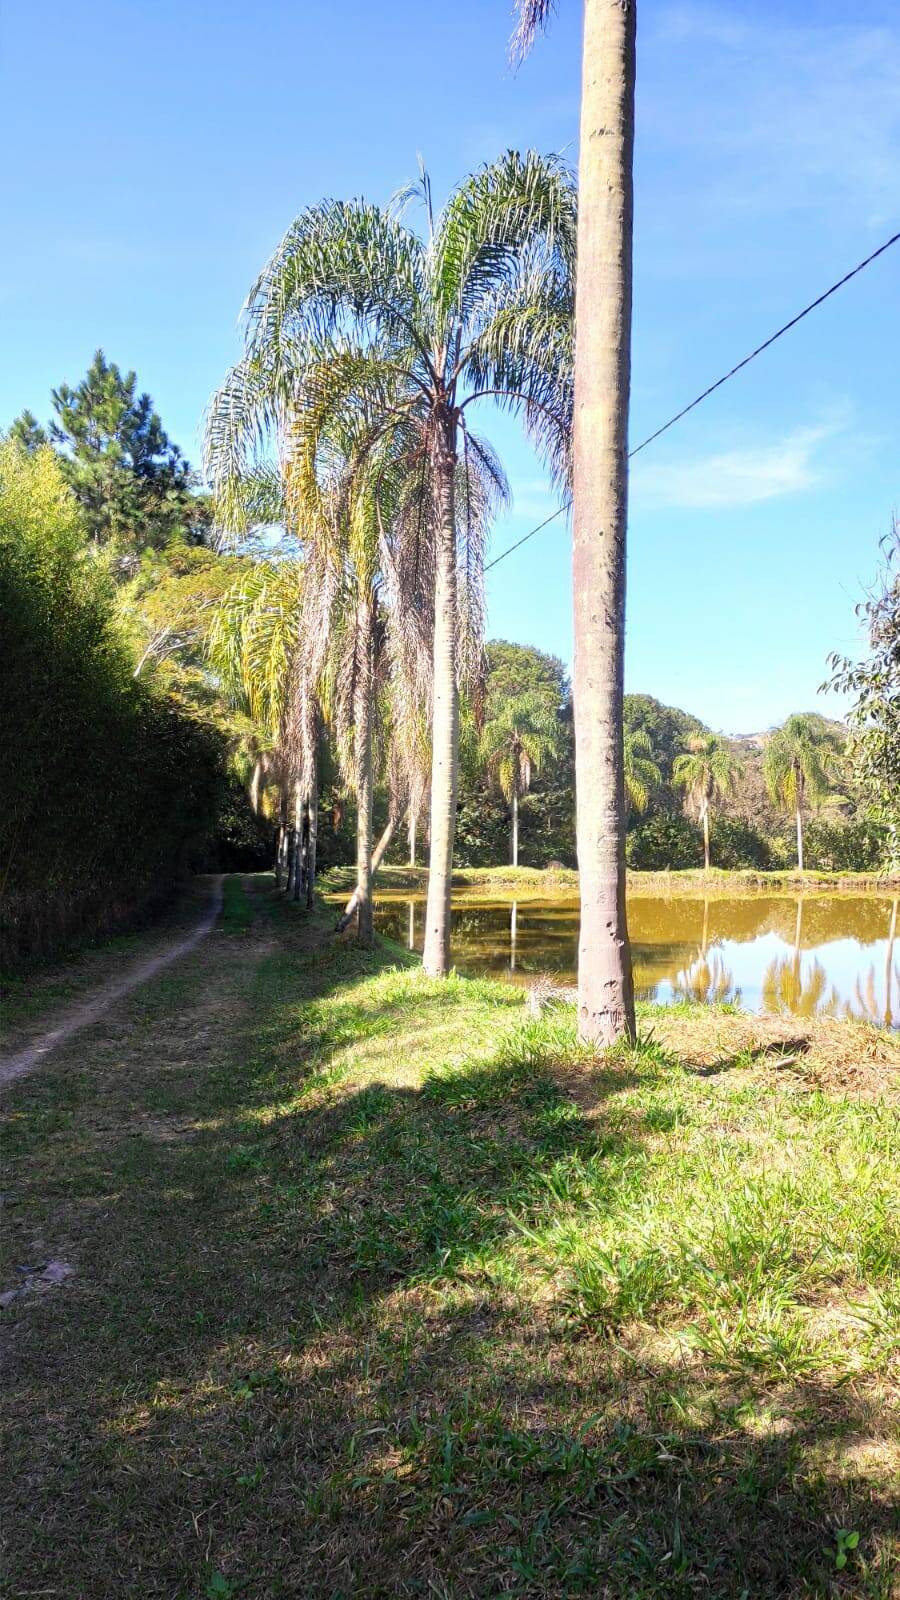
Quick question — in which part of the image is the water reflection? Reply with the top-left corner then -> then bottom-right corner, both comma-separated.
669,897 -> 738,1006
369,889 -> 900,1028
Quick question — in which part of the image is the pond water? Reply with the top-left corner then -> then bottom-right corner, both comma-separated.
371,892 -> 900,1028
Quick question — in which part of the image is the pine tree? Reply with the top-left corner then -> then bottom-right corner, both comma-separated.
10,351 -> 208,560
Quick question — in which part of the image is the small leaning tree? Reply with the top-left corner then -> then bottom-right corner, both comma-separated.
479,690 -> 564,866
673,734 -> 736,871
763,713 -> 840,872
212,151 -> 575,976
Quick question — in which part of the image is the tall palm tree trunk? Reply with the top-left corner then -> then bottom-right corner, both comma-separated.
354,593 -> 375,946
409,808 -> 417,868
795,804 -> 804,872
511,788 -> 519,868
292,779 -> 306,903
305,741 -> 318,910
250,756 -> 264,815
571,0 -> 637,1045
275,791 -> 288,887
702,802 -> 710,871
423,428 -> 459,978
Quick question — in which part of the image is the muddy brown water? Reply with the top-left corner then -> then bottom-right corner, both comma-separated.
369,891 -> 900,1028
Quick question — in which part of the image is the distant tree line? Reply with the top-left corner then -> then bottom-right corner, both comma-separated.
377,646 -> 885,875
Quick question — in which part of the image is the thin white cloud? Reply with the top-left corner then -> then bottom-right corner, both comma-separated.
647,5 -> 900,228
631,419 -> 841,510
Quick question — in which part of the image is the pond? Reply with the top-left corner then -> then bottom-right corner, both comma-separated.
370,891 -> 900,1028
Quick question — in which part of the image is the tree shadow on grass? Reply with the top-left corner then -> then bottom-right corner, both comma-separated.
1,882 -> 895,1598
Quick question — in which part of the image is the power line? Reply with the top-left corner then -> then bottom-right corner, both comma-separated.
484,227 -> 900,574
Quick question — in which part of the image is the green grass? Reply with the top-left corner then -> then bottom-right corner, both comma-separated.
322,862 -> 900,903
1,875 -> 897,1598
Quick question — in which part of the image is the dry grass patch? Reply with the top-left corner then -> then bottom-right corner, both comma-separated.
644,1005 -> 900,1101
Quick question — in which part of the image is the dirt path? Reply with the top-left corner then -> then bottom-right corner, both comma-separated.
0,875 -> 224,1089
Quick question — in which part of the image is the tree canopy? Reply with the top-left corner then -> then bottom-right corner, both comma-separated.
11,351 -> 209,562
827,521 -> 900,866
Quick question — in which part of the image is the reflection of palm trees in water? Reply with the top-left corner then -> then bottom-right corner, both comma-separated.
763,954 -> 840,1018
888,898 -> 898,1029
672,897 -> 738,1006
674,952 -> 736,1005
510,901 -> 518,973
846,897 -> 898,1027
761,898 -> 841,1019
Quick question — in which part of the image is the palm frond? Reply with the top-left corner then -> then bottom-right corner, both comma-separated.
510,0 -> 558,64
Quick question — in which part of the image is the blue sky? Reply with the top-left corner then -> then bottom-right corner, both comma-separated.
2,0 -> 897,732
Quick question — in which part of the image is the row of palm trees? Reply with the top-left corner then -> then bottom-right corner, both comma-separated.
201,1 -> 846,1043
671,715 -> 841,871
203,151 -> 576,966
199,0 -> 642,1047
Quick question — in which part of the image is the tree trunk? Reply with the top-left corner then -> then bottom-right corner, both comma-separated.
275,792 -> 289,887
702,804 -> 710,871
292,780 -> 306,902
336,805 -> 406,933
250,756 -> 264,816
512,789 -> 519,868
796,804 -> 804,872
354,593 -> 375,946
286,826 -> 296,897
571,0 -> 637,1045
409,808 -> 417,868
306,739 -> 318,910
422,424 -> 459,978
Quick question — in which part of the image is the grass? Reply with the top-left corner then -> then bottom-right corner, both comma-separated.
322,862 -> 900,902
1,874 -> 898,1598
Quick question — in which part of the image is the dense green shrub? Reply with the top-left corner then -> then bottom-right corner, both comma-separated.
802,819 -> 886,872
708,815 -> 772,869
625,814 -> 703,870
0,443 -> 224,965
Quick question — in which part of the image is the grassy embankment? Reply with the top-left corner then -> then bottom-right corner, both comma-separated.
1,875 -> 897,1597
324,863 -> 900,901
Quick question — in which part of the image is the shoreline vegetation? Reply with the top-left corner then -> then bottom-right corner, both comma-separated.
322,863 -> 900,901
1,877 -> 897,1596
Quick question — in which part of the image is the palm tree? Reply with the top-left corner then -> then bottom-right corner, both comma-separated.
623,728 -> 661,816
763,714 -> 840,871
479,690 -> 564,866
514,0 -> 638,1043
206,342 -> 442,943
673,734 -> 736,870
207,151 -> 575,976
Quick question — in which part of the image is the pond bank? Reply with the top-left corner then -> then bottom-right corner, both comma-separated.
324,863 -> 900,900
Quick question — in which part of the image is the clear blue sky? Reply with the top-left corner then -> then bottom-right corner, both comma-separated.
2,0 -> 897,732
